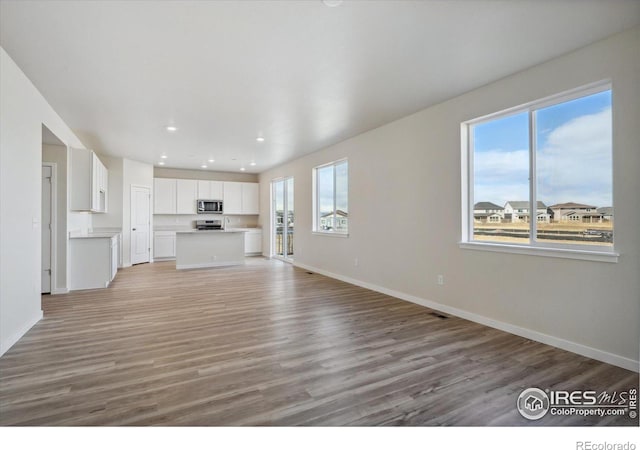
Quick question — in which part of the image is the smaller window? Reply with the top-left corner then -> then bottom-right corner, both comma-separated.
313,159 -> 348,235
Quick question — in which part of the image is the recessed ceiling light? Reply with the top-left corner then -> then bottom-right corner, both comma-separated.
166,125 -> 178,132
161,155 -> 168,159
249,162 -> 256,166
201,165 -> 207,169
240,167 -> 246,171
158,161 -> 165,166
208,159 -> 215,163
322,0 -> 344,7
256,137 -> 265,142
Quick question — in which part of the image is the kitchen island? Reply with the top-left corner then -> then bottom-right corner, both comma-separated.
175,230 -> 246,270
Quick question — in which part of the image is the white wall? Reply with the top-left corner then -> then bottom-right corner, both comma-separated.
0,47 -> 85,355
122,158 -> 154,267
41,144 -> 68,293
258,27 -> 640,370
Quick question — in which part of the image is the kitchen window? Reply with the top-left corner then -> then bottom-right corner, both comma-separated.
313,159 -> 348,236
461,82 -> 617,262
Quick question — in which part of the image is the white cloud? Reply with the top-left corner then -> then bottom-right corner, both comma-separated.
474,148 -> 529,206
537,107 -> 612,206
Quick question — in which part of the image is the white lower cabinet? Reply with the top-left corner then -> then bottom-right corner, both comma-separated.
154,231 -> 176,259
70,234 -> 119,290
244,229 -> 262,255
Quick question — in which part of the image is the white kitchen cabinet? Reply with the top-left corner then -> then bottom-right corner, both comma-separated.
223,182 -> 259,215
197,180 -> 224,200
70,147 -> 108,213
244,229 -> 262,255
241,182 -> 259,215
69,234 -> 118,290
176,179 -> 198,214
154,231 -> 176,259
223,182 -> 243,214
154,178 -> 177,214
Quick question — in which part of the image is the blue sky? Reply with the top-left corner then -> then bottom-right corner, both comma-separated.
318,161 -> 348,216
473,90 -> 612,208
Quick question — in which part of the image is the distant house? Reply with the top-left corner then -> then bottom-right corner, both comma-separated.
597,206 -> 613,222
474,202 -> 504,223
549,202 -> 603,223
320,210 -> 348,231
504,201 -> 550,223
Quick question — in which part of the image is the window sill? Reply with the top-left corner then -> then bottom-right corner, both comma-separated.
312,231 -> 349,238
459,241 -> 618,263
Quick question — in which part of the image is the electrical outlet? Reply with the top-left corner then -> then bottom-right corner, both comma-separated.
437,275 -> 444,285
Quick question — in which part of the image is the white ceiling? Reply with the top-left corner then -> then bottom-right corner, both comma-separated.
2,1 -> 639,174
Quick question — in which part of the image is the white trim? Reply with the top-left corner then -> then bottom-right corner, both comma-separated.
42,162 -> 58,294
0,311 -> 43,357
292,261 -> 637,372
52,288 -> 69,295
459,241 -> 619,263
176,261 -> 244,270
312,231 -> 349,238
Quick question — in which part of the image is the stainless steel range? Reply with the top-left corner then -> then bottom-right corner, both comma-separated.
195,219 -> 223,230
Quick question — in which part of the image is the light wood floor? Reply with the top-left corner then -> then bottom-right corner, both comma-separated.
0,258 -> 637,426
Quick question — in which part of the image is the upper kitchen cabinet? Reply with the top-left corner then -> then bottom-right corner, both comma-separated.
70,148 -> 108,213
197,180 -> 223,200
223,182 -> 259,215
154,178 -> 177,214
241,183 -> 259,215
176,179 -> 198,214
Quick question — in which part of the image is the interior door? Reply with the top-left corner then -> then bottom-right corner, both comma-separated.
131,186 -> 151,265
41,166 -> 52,293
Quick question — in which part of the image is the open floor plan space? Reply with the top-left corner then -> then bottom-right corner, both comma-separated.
0,259 -> 636,426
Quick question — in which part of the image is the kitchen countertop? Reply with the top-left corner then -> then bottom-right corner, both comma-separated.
69,231 -> 120,239
175,229 -> 247,234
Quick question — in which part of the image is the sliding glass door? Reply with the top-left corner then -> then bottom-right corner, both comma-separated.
272,177 -> 294,261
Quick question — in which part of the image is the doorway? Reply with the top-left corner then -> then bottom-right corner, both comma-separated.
130,185 -> 151,265
272,177 -> 294,261
41,163 -> 56,293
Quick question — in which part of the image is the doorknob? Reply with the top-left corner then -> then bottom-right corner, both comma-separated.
132,228 -> 137,231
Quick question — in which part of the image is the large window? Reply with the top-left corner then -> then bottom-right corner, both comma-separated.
463,83 -> 614,256
314,159 -> 348,235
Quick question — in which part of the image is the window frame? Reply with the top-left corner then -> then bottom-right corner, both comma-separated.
461,81 -> 618,263
312,158 -> 349,237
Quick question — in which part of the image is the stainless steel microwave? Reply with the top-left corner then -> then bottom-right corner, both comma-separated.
197,200 -> 223,214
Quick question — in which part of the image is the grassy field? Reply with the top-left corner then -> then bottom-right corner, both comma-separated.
473,221 -> 614,246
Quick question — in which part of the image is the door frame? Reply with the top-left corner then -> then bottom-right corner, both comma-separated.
130,184 -> 152,265
271,176 -> 294,263
42,162 -> 58,294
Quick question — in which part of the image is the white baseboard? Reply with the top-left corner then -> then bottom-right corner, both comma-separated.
0,310 -> 43,357
176,261 -> 244,270
51,288 -> 69,295
293,261 -> 639,373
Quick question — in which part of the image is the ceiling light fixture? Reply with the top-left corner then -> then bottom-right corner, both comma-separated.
256,137 -> 265,142
161,155 -> 168,159
240,167 -> 246,171
201,164 -> 207,169
166,125 -> 178,132
249,162 -> 256,166
158,161 -> 165,166
322,0 -> 344,7
208,159 -> 215,163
